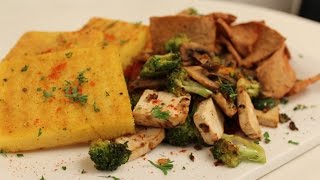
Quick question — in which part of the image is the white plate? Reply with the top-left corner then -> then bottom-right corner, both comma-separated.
1,0 -> 320,179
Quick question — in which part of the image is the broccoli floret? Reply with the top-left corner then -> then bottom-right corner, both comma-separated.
252,97 -> 277,111
164,34 -> 190,53
140,53 -> 181,78
237,78 -> 260,98
210,134 -> 266,168
165,116 -> 202,146
89,140 -> 131,171
167,68 -> 213,98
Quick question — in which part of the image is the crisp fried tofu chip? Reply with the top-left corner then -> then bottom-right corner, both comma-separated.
256,44 -> 296,98
150,15 -> 216,54
0,46 -> 135,152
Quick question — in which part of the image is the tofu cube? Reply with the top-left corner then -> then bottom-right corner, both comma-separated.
133,89 -> 191,128
193,98 -> 225,145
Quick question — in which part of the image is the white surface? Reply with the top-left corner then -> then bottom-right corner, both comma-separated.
0,0 -> 320,180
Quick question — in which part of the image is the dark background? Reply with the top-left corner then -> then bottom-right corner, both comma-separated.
299,0 -> 320,22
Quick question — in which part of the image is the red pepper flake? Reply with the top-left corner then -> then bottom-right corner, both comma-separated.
151,99 -> 160,104
48,62 -> 67,80
104,33 -> 116,42
89,81 -> 95,87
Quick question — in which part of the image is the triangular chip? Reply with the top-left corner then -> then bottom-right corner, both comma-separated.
0,46 -> 135,152
256,44 -> 296,98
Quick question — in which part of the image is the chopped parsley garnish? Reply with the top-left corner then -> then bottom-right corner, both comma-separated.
40,76 -> 45,81
21,65 -> 29,72
99,175 -> 120,180
151,106 -> 170,120
263,132 -> 271,144
0,149 -> 7,157
52,87 -> 57,92
43,90 -> 53,98
40,176 -> 45,180
65,52 -> 73,58
64,86 -> 88,105
187,7 -> 199,15
279,113 -> 291,123
77,69 -> 90,85
148,159 -> 174,175
219,81 -> 237,102
16,154 -> 24,157
38,128 -> 43,137
93,102 -> 100,112
62,166 -> 67,170
293,104 -> 307,111
119,39 -> 129,45
288,140 -> 299,145
280,98 -> 289,104
37,88 -> 42,92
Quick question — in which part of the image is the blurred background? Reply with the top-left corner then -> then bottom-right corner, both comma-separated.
219,0 -> 319,22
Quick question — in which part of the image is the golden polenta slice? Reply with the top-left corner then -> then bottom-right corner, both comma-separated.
81,17 -> 150,69
4,29 -> 104,60
0,46 -> 135,152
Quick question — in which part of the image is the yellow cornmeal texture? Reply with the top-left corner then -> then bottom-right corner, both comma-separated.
5,18 -> 149,70
0,46 -> 135,152
81,17 -> 150,69
4,29 -> 104,60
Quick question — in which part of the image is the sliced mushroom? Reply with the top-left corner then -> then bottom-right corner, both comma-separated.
255,106 -> 279,128
128,78 -> 166,92
237,87 -> 262,139
212,92 -> 237,117
193,98 -> 225,145
115,126 -> 165,161
133,89 -> 191,128
184,66 -> 220,90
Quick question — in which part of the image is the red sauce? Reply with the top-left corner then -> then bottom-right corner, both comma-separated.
104,33 -> 116,42
48,62 -> 67,80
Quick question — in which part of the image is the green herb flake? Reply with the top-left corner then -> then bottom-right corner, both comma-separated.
293,104 -> 308,111
77,69 -> 89,85
119,39 -> 129,45
99,175 -> 120,180
279,113 -> 291,123
151,106 -> 170,120
148,159 -> 174,175
93,102 -> 100,112
62,166 -> 67,170
36,88 -> 42,92
187,7 -> 199,15
62,128 -> 67,131
280,98 -> 289,104
16,153 -> 24,157
0,149 -> 7,157
52,87 -> 57,92
38,128 -> 43,137
288,140 -> 299,145
40,76 -> 45,81
182,166 -> 186,170
40,176 -> 45,180
65,52 -> 73,58
21,65 -> 29,72
219,81 -> 237,102
263,132 -> 271,144
43,90 -> 53,98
